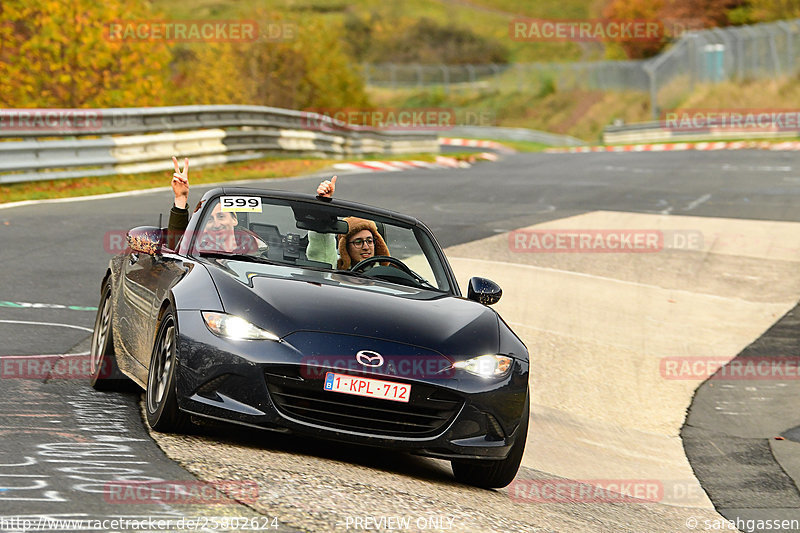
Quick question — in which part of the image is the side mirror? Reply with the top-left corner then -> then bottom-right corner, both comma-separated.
467,277 -> 502,306
126,226 -> 162,256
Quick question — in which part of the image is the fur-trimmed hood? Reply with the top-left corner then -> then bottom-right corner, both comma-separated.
337,217 -> 390,269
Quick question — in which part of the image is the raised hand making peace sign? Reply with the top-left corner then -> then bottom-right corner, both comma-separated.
171,156 -> 189,209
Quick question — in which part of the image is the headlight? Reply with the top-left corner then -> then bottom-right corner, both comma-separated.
201,312 -> 280,341
453,354 -> 513,378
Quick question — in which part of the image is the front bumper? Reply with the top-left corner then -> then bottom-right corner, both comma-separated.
174,311 -> 529,461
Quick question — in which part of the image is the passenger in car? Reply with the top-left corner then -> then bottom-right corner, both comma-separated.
169,157 -> 262,254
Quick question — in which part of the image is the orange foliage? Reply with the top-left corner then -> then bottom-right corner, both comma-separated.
170,11 -> 369,109
604,0 -> 748,59
0,0 -> 172,107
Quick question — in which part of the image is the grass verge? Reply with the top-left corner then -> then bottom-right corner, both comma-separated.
480,139 -> 549,152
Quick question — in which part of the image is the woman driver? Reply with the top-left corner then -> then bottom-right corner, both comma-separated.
335,217 -> 390,269
315,176 -> 390,269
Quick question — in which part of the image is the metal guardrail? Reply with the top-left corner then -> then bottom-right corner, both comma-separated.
603,120 -> 800,144
446,126 -> 585,146
0,106 -> 440,185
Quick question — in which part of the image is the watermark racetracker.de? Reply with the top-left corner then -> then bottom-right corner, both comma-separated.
301,108 -> 457,131
509,478 -> 708,505
0,109 -> 184,134
660,356 -> 800,381
0,109 -> 102,133
509,18 -> 663,42
1,354 -> 107,380
661,109 -> 800,132
509,479 -> 662,503
509,229 -> 703,253
103,480 -> 258,505
104,19 -> 295,42
301,355 -> 455,380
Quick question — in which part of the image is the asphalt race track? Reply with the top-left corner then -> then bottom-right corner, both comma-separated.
1,149 -> 800,532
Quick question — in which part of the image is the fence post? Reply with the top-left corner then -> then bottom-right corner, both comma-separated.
711,28 -> 733,81
363,63 -> 371,87
734,27 -> 745,81
688,33 -> 698,90
416,64 -> 423,88
766,25 -> 781,76
777,21 -> 794,75
390,63 -> 397,90
489,63 -> 500,90
440,64 -> 449,93
645,63 -> 658,119
743,25 -> 759,77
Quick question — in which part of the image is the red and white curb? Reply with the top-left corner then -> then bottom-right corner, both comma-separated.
440,137 -> 515,153
546,140 -> 800,153
332,154 -> 497,173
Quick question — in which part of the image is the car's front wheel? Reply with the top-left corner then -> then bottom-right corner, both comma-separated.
451,392 -> 529,489
89,279 -> 132,391
145,308 -> 190,432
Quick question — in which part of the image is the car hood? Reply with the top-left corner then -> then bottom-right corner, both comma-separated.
204,259 -> 500,356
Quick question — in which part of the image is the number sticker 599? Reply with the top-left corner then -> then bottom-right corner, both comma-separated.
220,196 -> 262,213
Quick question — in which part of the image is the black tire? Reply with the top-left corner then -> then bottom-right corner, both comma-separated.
89,279 -> 132,391
451,392 -> 529,489
145,308 -> 191,432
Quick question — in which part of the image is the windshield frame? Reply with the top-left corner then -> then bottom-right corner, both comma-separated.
179,187 -> 461,296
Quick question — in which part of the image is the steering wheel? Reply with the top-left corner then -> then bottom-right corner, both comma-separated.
350,255 -> 429,284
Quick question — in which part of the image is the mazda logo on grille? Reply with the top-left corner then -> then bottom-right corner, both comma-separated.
356,350 -> 383,367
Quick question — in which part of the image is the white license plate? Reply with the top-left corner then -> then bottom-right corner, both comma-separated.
323,372 -> 411,403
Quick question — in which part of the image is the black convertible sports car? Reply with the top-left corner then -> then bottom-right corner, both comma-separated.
90,187 -> 529,488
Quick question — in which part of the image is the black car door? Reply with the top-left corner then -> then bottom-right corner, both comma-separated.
118,250 -> 161,369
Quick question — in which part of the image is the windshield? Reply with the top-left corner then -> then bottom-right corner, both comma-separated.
190,195 -> 452,292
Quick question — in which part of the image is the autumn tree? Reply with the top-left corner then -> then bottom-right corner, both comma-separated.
751,0 -> 800,20
171,13 -> 369,110
604,0 -> 752,58
603,0 -> 667,58
729,0 -> 800,23
0,0 -> 172,108
661,0 -> 748,29
343,13 -> 510,65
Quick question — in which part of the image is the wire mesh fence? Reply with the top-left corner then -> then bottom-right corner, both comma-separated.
363,61 -> 649,92
364,18 -> 800,118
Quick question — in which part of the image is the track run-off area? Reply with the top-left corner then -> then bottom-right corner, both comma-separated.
1,149 -> 799,532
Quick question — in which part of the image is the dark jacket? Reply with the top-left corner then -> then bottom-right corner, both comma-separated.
166,205 -> 189,250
